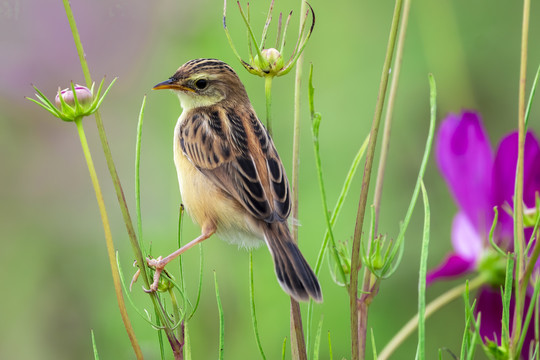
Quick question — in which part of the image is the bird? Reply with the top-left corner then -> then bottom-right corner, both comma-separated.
150,58 -> 322,302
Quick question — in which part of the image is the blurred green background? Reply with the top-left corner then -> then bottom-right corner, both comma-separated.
1,0 -> 539,359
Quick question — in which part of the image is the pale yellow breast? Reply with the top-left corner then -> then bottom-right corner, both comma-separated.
173,117 -> 263,248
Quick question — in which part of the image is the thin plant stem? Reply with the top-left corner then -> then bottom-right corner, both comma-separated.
74,117 -> 143,359
349,0 -> 403,358
289,0 -> 309,358
372,0 -> 412,233
512,0 -> 531,352
62,2 -> 183,357
214,272 -> 225,360
265,76 -> 274,136
135,96 -> 146,250
378,275 -> 486,360
249,251 -> 267,360
416,181 -> 430,360
62,0 -> 148,286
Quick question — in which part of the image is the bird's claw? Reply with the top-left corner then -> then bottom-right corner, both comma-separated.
145,256 -> 165,293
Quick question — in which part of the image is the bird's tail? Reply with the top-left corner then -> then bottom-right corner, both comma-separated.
263,222 -> 322,302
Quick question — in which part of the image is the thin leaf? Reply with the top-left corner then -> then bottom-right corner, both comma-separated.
93,77 -> 117,110
371,328 -> 378,360
91,330 -> 100,360
26,97 -> 63,118
279,4 -> 315,76
259,0 -> 274,49
313,316 -> 324,360
501,256 -> 515,347
115,252 -> 160,327
525,63 -> 540,129
489,207 -> 506,256
249,251 -> 266,359
517,277 -> 540,354
380,74 -> 437,275
33,85 -> 62,114
188,244 -> 204,320
279,11 -> 293,53
223,0 -> 253,71
328,331 -> 333,360
135,96 -> 146,253
236,1 -> 266,69
214,272 -> 224,360
275,12 -> 283,49
415,181 -> 431,360
154,310 -> 166,360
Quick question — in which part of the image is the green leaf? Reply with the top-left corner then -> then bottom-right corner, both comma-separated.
249,251 -> 266,360
415,181 -> 430,360
91,330 -> 100,360
525,63 -> 540,129
501,256 -> 515,347
214,272 -> 224,360
313,316 -> 324,360
380,74 -> 437,276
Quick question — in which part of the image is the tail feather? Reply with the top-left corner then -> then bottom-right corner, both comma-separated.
263,222 -> 322,302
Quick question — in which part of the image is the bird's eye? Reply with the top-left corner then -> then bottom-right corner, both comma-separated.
194,79 -> 208,90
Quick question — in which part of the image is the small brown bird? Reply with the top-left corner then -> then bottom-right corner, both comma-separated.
150,58 -> 321,302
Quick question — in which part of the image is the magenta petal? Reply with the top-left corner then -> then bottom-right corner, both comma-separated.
492,132 -> 540,240
476,287 -> 536,359
476,287 -> 503,345
426,253 -> 475,286
452,212 -> 483,261
436,111 -> 494,233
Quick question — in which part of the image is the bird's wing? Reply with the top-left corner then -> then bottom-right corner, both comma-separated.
179,106 -> 291,223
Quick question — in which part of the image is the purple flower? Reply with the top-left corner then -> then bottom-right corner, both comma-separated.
55,85 -> 93,108
428,110 -> 540,355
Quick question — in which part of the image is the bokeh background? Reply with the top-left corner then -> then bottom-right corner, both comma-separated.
1,0 -> 539,359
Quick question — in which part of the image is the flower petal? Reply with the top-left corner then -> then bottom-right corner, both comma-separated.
492,132 -> 540,241
452,212 -> 484,261
436,111 -> 494,233
476,287 -> 503,345
426,253 -> 475,286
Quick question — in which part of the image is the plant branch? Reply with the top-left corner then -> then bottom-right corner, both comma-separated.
349,0 -> 403,358
265,76 -> 274,136
289,0 -> 309,358
372,0 -> 412,233
512,0 -> 530,352
62,1 -> 183,357
74,117 -> 143,359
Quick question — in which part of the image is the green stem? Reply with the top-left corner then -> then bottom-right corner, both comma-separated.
372,0 -> 412,233
62,0 -> 147,285
350,0 -> 403,358
62,1 -> 91,86
378,275 -> 486,360
135,96 -> 146,252
289,0 -> 308,359
512,0 -> 530,354
265,76 -> 274,136
249,251 -> 267,360
74,117 -> 143,359
62,2 -> 183,357
169,288 -> 183,341
214,272 -> 225,360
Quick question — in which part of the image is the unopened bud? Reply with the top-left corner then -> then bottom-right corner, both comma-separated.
253,48 -> 284,76
55,85 -> 93,109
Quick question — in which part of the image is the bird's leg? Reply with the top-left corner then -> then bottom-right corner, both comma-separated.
145,225 -> 216,292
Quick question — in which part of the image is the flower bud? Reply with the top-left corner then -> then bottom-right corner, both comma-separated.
253,48 -> 284,76
55,85 -> 93,109
28,78 -> 116,122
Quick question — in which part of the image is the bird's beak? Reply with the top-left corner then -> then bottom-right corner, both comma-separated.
152,79 -> 194,92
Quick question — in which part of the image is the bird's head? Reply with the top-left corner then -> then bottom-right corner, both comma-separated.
153,58 -> 249,110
